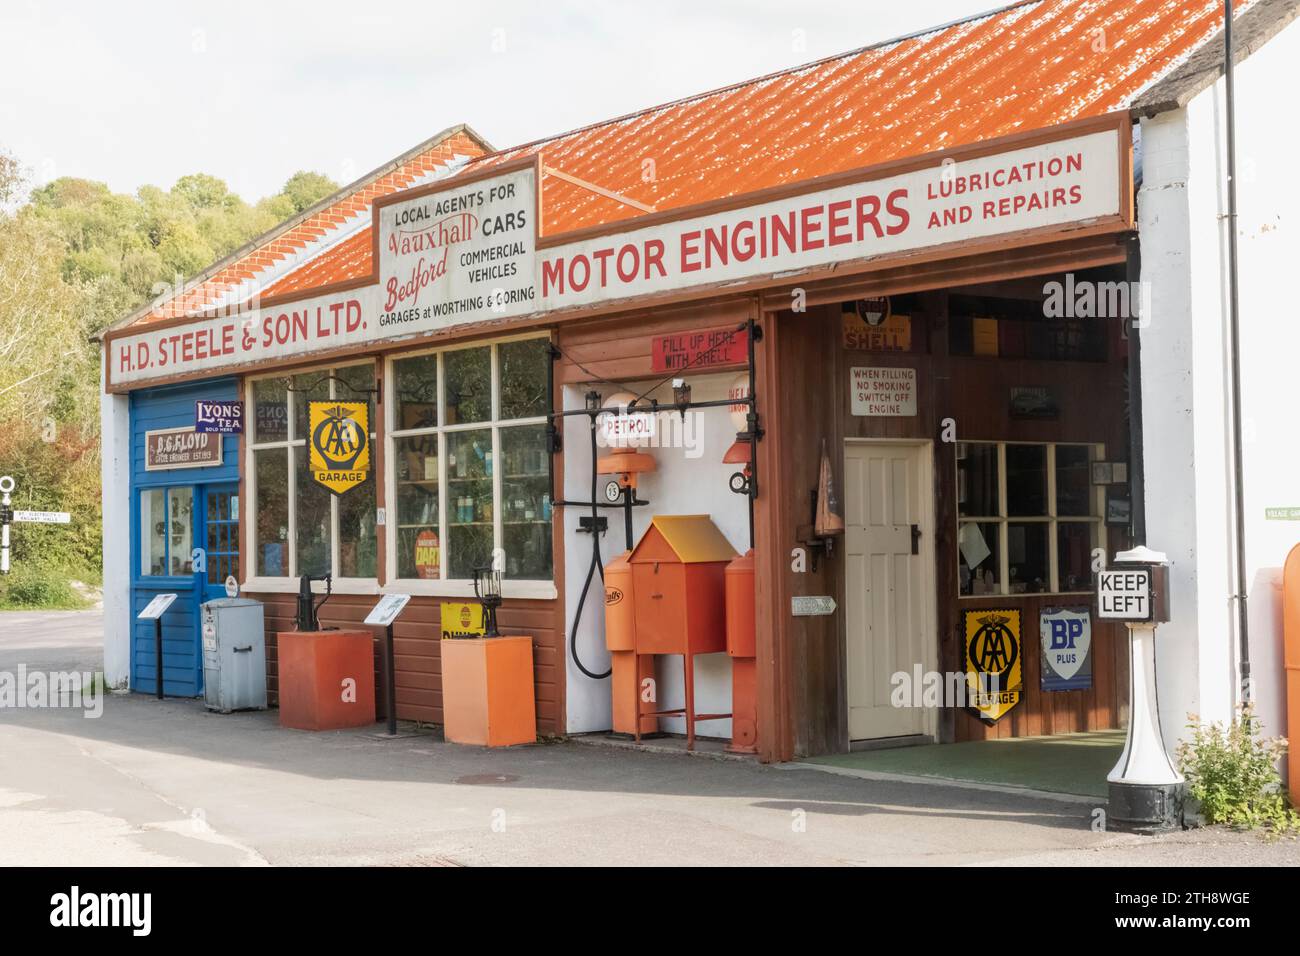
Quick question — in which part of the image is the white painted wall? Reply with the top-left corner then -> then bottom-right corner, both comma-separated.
1139,16 -> 1300,747
100,365 -> 131,689
562,372 -> 749,736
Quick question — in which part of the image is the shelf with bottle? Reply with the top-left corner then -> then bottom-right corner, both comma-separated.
500,492 -> 553,524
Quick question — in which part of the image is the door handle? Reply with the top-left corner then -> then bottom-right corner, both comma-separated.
911,525 -> 922,555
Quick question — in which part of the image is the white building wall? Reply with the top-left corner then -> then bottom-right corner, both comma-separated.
100,366 -> 131,689
1139,16 -> 1300,746
562,372 -> 747,736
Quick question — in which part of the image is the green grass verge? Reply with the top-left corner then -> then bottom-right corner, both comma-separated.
0,565 -> 95,610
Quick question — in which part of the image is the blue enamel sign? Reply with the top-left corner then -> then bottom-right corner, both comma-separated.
196,400 -> 244,434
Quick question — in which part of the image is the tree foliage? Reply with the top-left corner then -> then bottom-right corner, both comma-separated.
0,150 -> 337,578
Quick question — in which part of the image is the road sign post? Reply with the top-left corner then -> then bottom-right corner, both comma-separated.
1097,546 -> 1182,832
0,475 -> 12,575
0,475 -> 73,576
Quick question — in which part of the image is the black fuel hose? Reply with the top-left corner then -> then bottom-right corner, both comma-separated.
568,411 -> 611,680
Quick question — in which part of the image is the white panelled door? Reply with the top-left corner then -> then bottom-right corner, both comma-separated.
844,442 -> 934,741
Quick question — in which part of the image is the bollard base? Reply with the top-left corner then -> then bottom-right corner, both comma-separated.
1107,780 -> 1185,833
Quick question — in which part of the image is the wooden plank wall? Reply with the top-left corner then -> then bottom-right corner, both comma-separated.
769,275 -> 1131,752
245,592 -> 564,737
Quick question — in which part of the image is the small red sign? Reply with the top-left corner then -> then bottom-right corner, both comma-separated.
651,326 -> 748,373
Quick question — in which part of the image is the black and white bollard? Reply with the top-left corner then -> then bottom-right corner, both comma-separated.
1098,546 -> 1183,831
0,475 -> 13,574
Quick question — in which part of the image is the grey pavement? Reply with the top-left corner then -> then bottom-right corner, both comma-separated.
1,609 -> 1296,866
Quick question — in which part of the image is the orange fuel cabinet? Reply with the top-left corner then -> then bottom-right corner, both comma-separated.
1284,544 -> 1300,800
277,630 -> 376,731
725,549 -> 758,753
605,551 -> 657,735
628,515 -> 738,750
629,515 -> 737,656
442,636 -> 537,747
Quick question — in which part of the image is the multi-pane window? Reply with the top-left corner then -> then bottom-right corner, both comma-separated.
389,337 -> 552,582
956,441 -> 1103,596
248,362 -> 378,580
139,486 -> 193,576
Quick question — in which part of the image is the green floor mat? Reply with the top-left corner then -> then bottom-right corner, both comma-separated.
803,730 -> 1126,798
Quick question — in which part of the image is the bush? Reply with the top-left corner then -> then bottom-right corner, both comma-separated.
0,565 -> 89,610
1176,706 -> 1299,833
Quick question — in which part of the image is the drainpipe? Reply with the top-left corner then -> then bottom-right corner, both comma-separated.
1124,233 -> 1145,548
1224,0 -> 1252,701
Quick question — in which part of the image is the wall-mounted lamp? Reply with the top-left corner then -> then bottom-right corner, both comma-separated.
672,378 -> 691,418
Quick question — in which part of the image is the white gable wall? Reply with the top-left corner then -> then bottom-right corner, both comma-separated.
1139,15 -> 1300,748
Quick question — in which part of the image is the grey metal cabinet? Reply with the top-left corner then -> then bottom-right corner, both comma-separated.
201,598 -> 267,713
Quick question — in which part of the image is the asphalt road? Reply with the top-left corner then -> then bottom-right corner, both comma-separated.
1,609 -> 1296,866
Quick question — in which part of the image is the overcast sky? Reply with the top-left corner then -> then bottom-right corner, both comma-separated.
1,0 -> 997,201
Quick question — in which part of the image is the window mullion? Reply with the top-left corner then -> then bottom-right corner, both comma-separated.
287,444 -> 299,578
438,352 -> 448,581
1047,444 -> 1059,592
490,346 -> 503,571
997,443 -> 1009,595
492,425 -> 503,569
329,370 -> 341,578
383,358 -> 394,587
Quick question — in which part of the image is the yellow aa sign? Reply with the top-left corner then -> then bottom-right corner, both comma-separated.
962,608 -> 1022,724
308,401 -> 370,495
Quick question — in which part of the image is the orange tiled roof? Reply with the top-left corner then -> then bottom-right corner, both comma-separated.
137,0 -> 1252,318
485,0 -> 1249,236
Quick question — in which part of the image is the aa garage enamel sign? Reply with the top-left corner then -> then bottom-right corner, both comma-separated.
962,608 -> 1022,723
307,401 -> 370,495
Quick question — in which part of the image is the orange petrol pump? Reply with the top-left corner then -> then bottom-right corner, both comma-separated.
599,392 -> 657,736
725,549 -> 757,753
722,373 -> 760,755
604,551 -> 657,735
1284,543 -> 1300,800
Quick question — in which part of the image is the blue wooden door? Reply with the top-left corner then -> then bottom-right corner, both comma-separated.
129,378 -> 240,697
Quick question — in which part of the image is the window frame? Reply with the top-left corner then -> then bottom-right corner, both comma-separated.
956,440 -> 1105,598
137,485 -> 195,580
243,358 -> 379,592
385,332 -> 555,594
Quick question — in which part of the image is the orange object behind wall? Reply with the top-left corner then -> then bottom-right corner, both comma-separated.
1283,544 -> 1300,801
277,630 -> 376,731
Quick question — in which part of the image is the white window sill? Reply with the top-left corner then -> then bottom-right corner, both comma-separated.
382,579 -> 558,601
239,576 -> 557,601
241,577 -> 380,596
